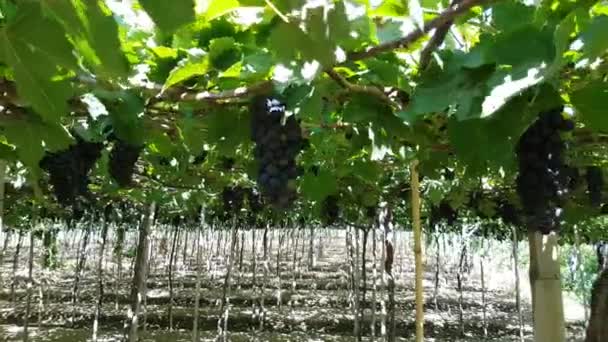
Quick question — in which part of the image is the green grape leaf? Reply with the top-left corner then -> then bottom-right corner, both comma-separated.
272,0 -> 305,14
448,86 -> 560,172
553,8 -> 582,67
371,0 -> 408,17
360,191 -> 379,207
43,0 -> 130,79
178,117 -> 209,155
3,121 -> 44,170
350,160 -> 381,184
577,15 -> 608,61
164,53 -> 209,89
571,79 -> 608,132
146,130 -> 175,157
39,122 -> 73,152
139,0 -> 195,35
304,7 -> 336,66
0,1 -> 17,22
485,25 -> 555,67
2,119 -> 71,171
409,0 -> 424,30
301,169 -> 338,201
424,180 -> 446,205
241,52 -> 274,80
364,59 -> 403,88
107,92 -> 146,145
343,96 -> 388,123
491,2 -> 535,33
0,2 -> 76,122
268,21 -> 311,62
376,20 -> 403,44
0,142 -> 16,161
205,0 -> 241,21
8,2 -> 79,70
404,60 -> 494,120
209,37 -> 241,70
297,86 -> 325,121
204,109 -> 250,155
327,1 -> 350,43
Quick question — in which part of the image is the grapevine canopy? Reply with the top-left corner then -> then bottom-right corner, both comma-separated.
0,0 -> 607,236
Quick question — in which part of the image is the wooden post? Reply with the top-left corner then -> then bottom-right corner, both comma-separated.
126,202 -> 155,342
0,160 -> 6,244
0,160 -> 7,286
529,231 -> 565,342
410,159 -> 424,342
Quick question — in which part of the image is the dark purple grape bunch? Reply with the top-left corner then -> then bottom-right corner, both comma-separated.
250,96 -> 304,208
39,134 -> 103,206
109,139 -> 143,188
429,200 -> 458,228
222,186 -> 246,212
586,166 -> 604,207
515,106 -> 575,234
321,195 -> 340,226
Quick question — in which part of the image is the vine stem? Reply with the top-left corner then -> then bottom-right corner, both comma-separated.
419,0 -> 463,70
264,0 -> 290,23
325,69 -> 397,107
346,0 -> 496,62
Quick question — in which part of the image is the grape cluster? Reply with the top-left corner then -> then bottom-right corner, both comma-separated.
222,186 -> 246,212
192,150 -> 208,165
246,188 -> 264,213
104,203 -> 114,222
244,188 -> 263,226
321,195 -> 340,226
365,206 -> 376,219
39,135 -> 103,206
171,215 -> 183,228
250,96 -> 304,208
586,166 -> 604,206
220,157 -> 235,170
109,140 -> 142,187
515,106 -> 575,234
496,200 -> 521,226
429,200 -> 458,227
468,192 -> 488,219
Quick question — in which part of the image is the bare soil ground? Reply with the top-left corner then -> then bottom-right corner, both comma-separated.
0,229 -> 588,341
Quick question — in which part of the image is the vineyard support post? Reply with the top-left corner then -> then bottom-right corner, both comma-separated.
0,159 -> 7,286
93,213 -> 110,342
585,267 -> 608,342
11,229 -> 23,304
528,231 -> 565,342
411,159 -> 424,342
126,202 -> 155,342
193,224 -> 202,342
0,160 -> 6,251
23,224 -> 35,342
512,226 -> 524,342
